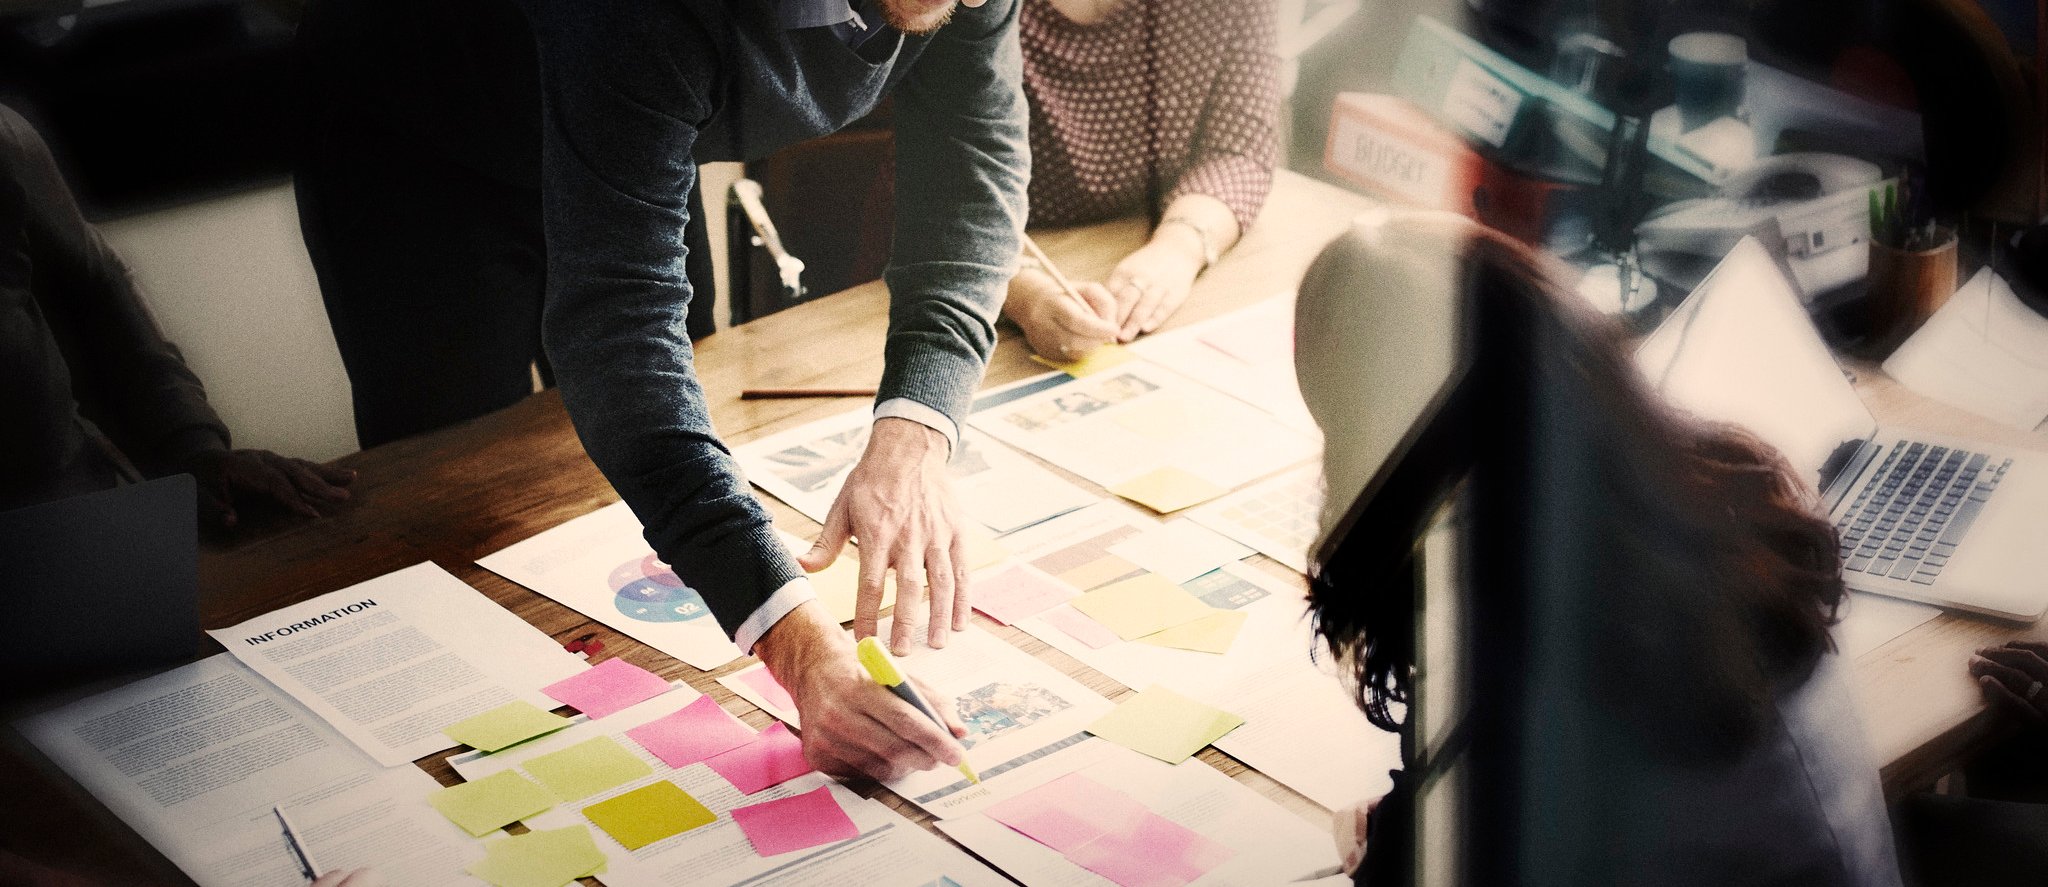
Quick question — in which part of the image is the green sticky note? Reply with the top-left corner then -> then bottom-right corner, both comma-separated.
443,701 -> 573,752
1070,574 -> 1218,641
1086,684 -> 1245,764
1107,466 -> 1229,514
582,780 -> 717,850
524,735 -> 655,802
428,770 -> 556,837
467,825 -> 608,887
1136,609 -> 1248,654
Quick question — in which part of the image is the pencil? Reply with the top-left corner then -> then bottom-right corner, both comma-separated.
740,388 -> 879,400
1020,234 -> 1096,315
273,804 -> 320,882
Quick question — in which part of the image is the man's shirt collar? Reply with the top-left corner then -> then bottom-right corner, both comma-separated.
778,0 -> 859,30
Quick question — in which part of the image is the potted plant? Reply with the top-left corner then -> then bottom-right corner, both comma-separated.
1863,181 -> 1958,356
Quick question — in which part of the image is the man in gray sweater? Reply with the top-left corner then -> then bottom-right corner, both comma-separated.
296,0 -> 1024,781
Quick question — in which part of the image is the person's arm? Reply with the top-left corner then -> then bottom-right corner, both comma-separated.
799,0 -> 1030,653
0,105 -> 352,524
519,2 -> 966,780
1104,1 -> 1281,338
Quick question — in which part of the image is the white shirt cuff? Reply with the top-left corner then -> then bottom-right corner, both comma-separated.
733,576 -> 818,655
873,397 -> 959,459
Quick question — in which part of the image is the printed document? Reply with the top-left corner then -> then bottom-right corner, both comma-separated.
478,502 -> 746,670
1131,294 -> 1320,433
208,562 -> 585,766
1884,267 -> 2048,432
15,655 -> 477,886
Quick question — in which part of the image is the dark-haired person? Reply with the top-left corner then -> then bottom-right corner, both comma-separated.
1001,0 -> 1280,360
294,0 -> 1012,783
0,104 -> 355,523
1294,211 -> 1901,885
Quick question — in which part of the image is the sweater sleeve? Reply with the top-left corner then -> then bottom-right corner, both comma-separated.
0,104 -> 230,475
524,0 -> 802,641
1164,0 -> 1281,235
877,0 -> 1030,428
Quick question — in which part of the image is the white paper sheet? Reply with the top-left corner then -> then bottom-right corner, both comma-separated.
1834,591 -> 1943,660
934,745 -> 1341,887
14,655 -> 480,887
968,360 -> 1320,492
477,502 -> 745,671
451,688 -> 1010,887
208,562 -> 586,766
1884,268 -> 2048,432
736,407 -> 1096,534
1185,464 -> 1326,574
1105,521 -> 1255,584
1131,294 -> 1321,433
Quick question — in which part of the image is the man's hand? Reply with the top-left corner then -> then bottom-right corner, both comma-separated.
183,449 -> 356,528
754,601 -> 969,781
1104,239 -> 1203,342
1971,641 -> 2048,723
801,417 -> 969,654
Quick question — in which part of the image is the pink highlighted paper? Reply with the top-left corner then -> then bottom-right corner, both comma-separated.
1040,605 -> 1121,650
705,722 -> 814,794
731,786 -> 860,856
973,565 -> 1077,625
625,695 -> 757,768
739,668 -> 798,717
986,774 -> 1234,887
543,658 -> 670,719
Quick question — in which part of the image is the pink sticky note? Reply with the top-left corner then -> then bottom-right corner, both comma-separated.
705,723 -> 814,794
973,565 -> 1077,626
1067,813 -> 1235,887
542,658 -> 670,719
730,786 -> 860,856
739,668 -> 798,717
624,695 -> 758,769
1040,605 -> 1120,650
984,773 -> 1149,853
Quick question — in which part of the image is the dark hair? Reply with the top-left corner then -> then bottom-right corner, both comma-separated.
1305,220 -> 1846,756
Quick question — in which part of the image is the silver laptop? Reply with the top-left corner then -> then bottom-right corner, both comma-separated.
1638,237 -> 2048,621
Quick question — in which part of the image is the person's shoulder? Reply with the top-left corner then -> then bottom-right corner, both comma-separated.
940,0 -> 1022,40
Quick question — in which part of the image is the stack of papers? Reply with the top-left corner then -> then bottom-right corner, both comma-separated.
1884,267 -> 2048,432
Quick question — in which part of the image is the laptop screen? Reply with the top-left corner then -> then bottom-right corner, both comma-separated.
1635,238 -> 1878,492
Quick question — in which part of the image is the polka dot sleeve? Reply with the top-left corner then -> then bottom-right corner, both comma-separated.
1164,0 -> 1281,234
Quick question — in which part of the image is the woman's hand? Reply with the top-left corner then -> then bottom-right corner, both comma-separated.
1104,239 -> 1203,341
1006,272 -> 1120,361
1332,795 -> 1382,877
182,449 -> 356,528
1971,641 -> 2048,723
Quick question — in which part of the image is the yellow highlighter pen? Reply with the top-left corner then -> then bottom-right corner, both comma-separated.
855,636 -> 979,784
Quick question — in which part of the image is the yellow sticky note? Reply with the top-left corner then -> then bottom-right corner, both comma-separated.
962,525 -> 1010,572
582,780 -> 716,850
1136,609 -> 1248,654
443,701 -> 572,753
809,551 -> 895,624
1055,555 -> 1143,592
1070,574 -> 1217,641
523,736 -> 654,802
428,770 -> 556,837
1110,395 -> 1208,440
467,826 -> 608,887
1108,467 -> 1229,514
1086,685 -> 1245,764
1030,342 -> 1135,378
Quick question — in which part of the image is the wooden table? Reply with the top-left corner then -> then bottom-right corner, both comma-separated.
5,169 -> 2040,883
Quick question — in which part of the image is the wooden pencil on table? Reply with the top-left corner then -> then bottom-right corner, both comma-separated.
739,388 -> 880,400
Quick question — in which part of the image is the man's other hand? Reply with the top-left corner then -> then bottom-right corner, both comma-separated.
185,449 -> 356,528
801,416 -> 969,654
754,601 -> 969,781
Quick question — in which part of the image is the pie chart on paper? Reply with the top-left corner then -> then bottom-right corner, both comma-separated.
609,554 -> 712,624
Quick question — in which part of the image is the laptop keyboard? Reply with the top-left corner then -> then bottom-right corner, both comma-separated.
1837,443 -> 2011,585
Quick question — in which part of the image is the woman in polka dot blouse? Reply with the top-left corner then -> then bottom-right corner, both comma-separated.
1003,0 -> 1282,360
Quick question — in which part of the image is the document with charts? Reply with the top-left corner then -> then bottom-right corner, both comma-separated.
934,743 -> 1341,887
1185,463 -> 1326,574
208,562 -> 586,766
450,686 -> 1011,887
478,502 -> 745,671
968,364 -> 1320,497
16,655 -> 479,886
999,505 -> 1400,810
736,406 -> 1096,534
1131,293 -> 1320,433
